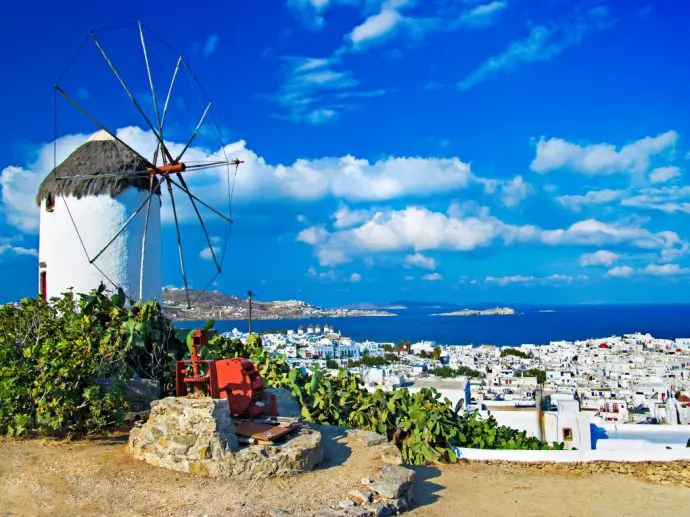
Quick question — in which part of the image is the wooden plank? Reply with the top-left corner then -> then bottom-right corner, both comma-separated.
234,422 -> 293,442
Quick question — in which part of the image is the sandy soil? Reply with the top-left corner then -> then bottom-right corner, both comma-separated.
410,461 -> 690,517
1,431 -> 689,517
0,426 -> 381,517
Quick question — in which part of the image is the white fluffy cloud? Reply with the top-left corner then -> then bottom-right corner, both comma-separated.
607,266 -> 634,278
350,272 -> 362,282
649,166 -> 681,184
306,266 -> 338,281
404,252 -> 437,270
272,56 -> 373,124
607,263 -> 690,278
579,250 -> 619,267
643,263 -> 690,276
531,131 -> 678,175
422,272 -> 442,281
557,189 -> 626,212
0,244 -> 38,258
300,205 -> 686,266
457,6 -> 612,90
1,127 -> 480,233
557,185 -> 690,215
621,186 -> 690,214
484,274 -> 587,286
332,205 -> 375,229
536,219 -> 683,250
498,175 -> 533,208
199,247 -> 221,261
286,0 -> 357,29
297,225 -> 330,245
349,6 -> 404,46
0,132 -> 91,232
347,0 -> 506,50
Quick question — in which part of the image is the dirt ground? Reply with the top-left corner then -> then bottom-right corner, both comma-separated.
0,426 -> 381,517
1,429 -> 689,517
409,461 -> 690,517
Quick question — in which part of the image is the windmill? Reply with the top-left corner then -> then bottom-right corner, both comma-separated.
38,22 -> 241,308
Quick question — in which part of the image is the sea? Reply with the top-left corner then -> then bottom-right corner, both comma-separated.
177,304 -> 690,347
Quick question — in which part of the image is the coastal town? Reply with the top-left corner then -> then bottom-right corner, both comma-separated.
226,324 -> 690,450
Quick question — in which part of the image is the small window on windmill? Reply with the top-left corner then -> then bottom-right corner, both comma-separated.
39,270 -> 47,300
46,193 -> 55,212
563,428 -> 573,441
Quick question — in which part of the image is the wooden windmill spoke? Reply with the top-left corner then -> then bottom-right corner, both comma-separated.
138,21 -> 162,131
89,189 -> 157,264
173,173 -> 221,273
165,177 -> 192,309
174,101 -> 212,163
138,20 -> 162,169
54,85 -> 155,169
139,177 -> 155,301
167,176 -> 233,223
160,56 -> 182,135
90,30 -> 176,165
153,55 -> 183,167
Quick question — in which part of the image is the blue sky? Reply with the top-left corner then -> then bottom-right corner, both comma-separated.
1,0 -> 690,306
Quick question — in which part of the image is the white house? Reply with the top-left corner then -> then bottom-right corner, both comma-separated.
37,130 -> 161,302
411,340 -> 435,355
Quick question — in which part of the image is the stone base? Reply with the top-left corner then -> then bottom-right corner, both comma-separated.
129,397 -> 323,479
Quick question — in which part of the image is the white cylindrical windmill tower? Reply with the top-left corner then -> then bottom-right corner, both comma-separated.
36,130 -> 162,302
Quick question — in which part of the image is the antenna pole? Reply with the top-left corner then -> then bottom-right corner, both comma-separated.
248,290 -> 253,336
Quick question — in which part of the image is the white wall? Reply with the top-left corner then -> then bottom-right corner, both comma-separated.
590,422 -> 690,450
39,189 -> 161,302
482,409 -> 542,440
453,447 -> 690,463
543,410 -> 593,450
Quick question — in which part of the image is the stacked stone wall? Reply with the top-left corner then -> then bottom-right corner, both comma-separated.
129,397 -> 322,480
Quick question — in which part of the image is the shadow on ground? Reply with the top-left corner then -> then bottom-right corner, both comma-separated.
308,424 -> 352,469
411,465 -> 443,509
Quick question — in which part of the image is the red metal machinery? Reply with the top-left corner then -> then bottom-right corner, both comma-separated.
175,330 -> 277,418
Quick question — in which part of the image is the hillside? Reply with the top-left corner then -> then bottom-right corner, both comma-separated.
162,288 -> 395,321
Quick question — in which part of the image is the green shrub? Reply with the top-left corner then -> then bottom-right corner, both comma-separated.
430,365 -> 485,379
0,286 -> 183,436
500,348 -> 532,359
516,368 -> 547,384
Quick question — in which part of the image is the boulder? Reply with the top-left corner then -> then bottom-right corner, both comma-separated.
375,443 -> 403,465
365,502 -> 394,517
348,429 -> 388,447
348,489 -> 373,505
369,465 -> 416,499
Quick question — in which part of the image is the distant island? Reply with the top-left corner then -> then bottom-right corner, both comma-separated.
163,288 -> 396,321
432,307 -> 516,316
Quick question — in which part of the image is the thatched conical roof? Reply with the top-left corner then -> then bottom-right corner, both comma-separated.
36,130 -> 159,205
